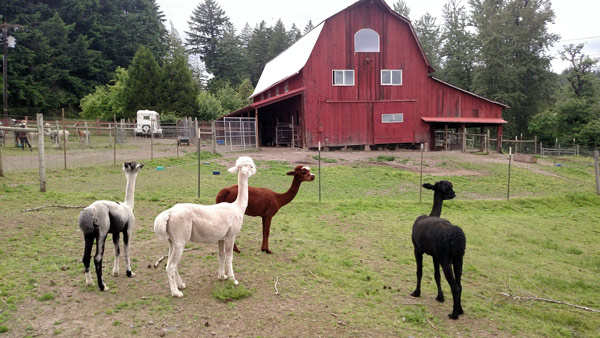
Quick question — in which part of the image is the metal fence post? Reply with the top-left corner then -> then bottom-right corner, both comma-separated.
36,113 -> 46,192
594,151 -> 600,196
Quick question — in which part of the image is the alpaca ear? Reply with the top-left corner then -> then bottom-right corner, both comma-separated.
228,165 -> 238,174
423,183 -> 434,190
286,170 -> 295,175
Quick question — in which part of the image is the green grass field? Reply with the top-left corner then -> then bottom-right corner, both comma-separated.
0,151 -> 598,337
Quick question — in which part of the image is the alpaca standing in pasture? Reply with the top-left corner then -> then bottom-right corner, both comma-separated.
74,123 -> 89,146
78,161 -> 144,291
216,165 -> 315,254
154,156 -> 256,297
44,123 -> 69,147
411,180 -> 466,320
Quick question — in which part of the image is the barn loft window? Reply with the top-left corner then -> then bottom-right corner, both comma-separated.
332,70 -> 355,86
284,82 -> 289,93
381,70 -> 402,85
354,28 -> 380,52
381,113 -> 404,123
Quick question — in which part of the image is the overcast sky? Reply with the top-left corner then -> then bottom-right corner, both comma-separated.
156,0 -> 600,73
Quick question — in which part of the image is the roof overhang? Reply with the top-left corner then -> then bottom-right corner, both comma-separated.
422,117 -> 507,124
253,87 -> 305,109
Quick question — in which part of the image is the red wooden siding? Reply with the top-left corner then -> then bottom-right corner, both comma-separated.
248,0 -> 506,149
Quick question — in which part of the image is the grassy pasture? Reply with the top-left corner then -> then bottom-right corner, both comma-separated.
0,151 -> 599,337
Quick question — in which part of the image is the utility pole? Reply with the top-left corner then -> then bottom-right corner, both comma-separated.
2,22 -> 22,125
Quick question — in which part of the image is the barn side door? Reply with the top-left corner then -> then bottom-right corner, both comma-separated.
373,102 -> 416,144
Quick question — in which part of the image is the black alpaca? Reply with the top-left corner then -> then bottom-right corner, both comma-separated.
411,180 -> 466,319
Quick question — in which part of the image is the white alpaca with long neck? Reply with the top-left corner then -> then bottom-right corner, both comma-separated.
78,161 -> 144,291
154,156 -> 256,297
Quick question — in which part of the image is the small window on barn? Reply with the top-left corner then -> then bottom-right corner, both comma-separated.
332,70 -> 355,86
381,70 -> 402,85
284,82 -> 289,93
381,113 -> 404,123
275,87 -> 279,96
354,28 -> 380,52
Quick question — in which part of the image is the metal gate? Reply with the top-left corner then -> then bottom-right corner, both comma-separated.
215,117 -> 256,150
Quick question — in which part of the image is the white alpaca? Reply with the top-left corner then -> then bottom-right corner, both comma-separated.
154,156 -> 256,297
44,123 -> 69,146
78,161 -> 144,291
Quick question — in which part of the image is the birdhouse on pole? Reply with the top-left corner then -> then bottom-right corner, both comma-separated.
7,36 -> 15,48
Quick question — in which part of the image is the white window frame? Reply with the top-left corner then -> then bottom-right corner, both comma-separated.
332,69 -> 355,86
381,69 -> 403,86
381,113 -> 404,123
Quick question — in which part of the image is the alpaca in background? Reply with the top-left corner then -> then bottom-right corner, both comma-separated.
410,180 -> 466,319
74,123 -> 90,146
78,161 -> 144,291
216,165 -> 314,253
154,156 -> 256,297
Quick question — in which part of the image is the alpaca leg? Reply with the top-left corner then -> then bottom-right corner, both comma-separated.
433,257 -> 445,302
217,240 -> 227,280
441,263 -> 461,319
94,234 -> 109,291
112,232 -> 120,276
224,238 -> 238,285
411,250 -> 423,297
82,234 -> 95,286
123,229 -> 135,277
166,242 -> 184,297
453,257 -> 464,315
260,216 -> 273,254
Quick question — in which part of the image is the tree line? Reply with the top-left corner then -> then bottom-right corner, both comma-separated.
1,0 -> 599,147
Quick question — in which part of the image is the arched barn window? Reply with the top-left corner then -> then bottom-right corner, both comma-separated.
354,28 -> 380,52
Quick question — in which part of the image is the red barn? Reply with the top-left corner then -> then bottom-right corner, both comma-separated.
227,0 -> 508,151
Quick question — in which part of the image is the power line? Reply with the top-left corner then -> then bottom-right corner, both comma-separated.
559,35 -> 600,42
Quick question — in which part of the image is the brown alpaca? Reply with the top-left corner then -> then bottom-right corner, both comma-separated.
74,123 -> 87,146
216,165 -> 315,253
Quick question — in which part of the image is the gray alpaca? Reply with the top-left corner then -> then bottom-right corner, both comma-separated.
78,161 -> 144,291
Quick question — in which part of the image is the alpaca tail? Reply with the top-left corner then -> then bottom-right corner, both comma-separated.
153,209 -> 171,242
449,226 -> 467,257
78,207 -> 96,236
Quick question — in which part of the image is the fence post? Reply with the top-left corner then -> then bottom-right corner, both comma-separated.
507,147 -> 512,200
62,108 -> 67,170
486,130 -> 490,154
36,113 -> 46,192
0,130 -> 3,177
211,120 -> 216,154
84,121 -> 90,146
462,128 -> 466,153
114,115 -> 118,165
420,143 -> 424,203
594,151 -> 600,196
534,136 -> 537,155
150,120 -> 154,160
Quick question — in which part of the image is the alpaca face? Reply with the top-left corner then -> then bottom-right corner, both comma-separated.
123,161 -> 144,173
287,165 -> 315,182
228,156 -> 256,177
423,180 -> 456,200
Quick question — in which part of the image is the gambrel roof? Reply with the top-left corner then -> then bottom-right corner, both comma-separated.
250,0 -> 434,99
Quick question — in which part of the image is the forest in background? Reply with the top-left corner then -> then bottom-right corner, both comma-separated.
1,0 -> 599,146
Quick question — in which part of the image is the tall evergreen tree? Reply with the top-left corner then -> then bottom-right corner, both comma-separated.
269,19 -> 291,57
160,24 -> 199,117
213,23 -> 248,86
470,0 -> 557,138
414,13 -> 442,71
303,20 -> 314,35
247,21 -> 272,86
392,0 -> 411,19
123,46 -> 162,117
186,0 -> 230,75
438,0 -> 475,89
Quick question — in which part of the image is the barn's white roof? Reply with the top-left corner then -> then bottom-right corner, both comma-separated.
250,22 -> 324,98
